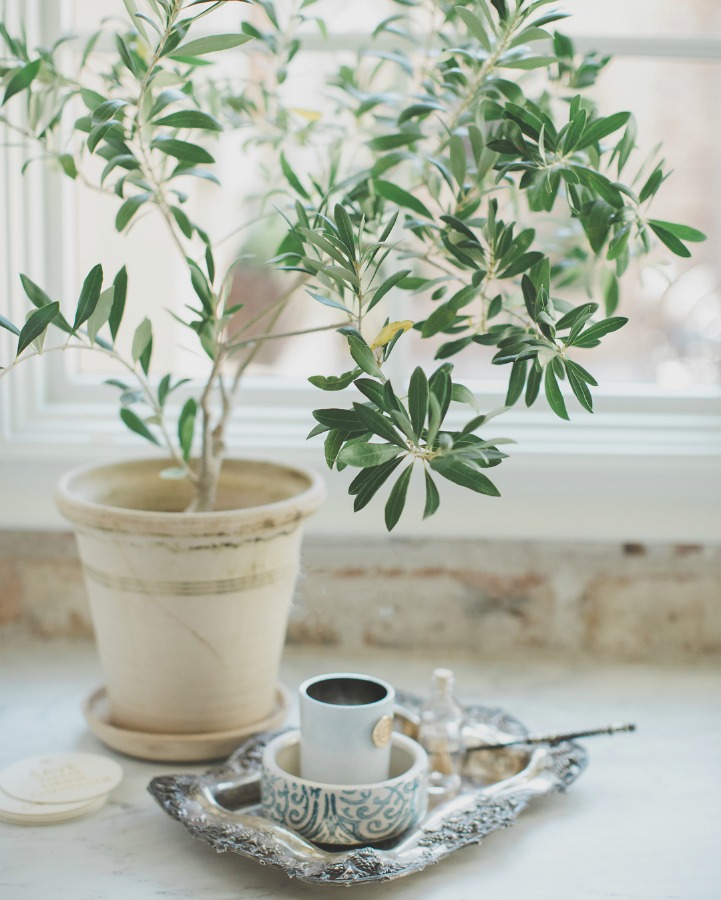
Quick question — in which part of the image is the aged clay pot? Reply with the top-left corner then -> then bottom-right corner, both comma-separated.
56,457 -> 325,738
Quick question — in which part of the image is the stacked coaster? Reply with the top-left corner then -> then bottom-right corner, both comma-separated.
0,753 -> 123,825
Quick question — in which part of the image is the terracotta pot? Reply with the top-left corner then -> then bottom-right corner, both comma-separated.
55,457 -> 325,736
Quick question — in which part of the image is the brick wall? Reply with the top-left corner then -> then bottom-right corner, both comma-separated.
1,531 -> 719,661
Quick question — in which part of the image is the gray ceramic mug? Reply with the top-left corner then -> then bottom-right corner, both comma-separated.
298,672 -> 395,785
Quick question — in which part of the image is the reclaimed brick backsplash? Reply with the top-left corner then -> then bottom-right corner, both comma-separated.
1,531 -> 719,661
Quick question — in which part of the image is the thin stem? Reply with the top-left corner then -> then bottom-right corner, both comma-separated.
415,253 -> 461,280
232,272 -> 309,336
440,16 -> 517,151
2,340 -> 197,481
355,285 -> 364,335
228,289 -> 293,397
0,116 -> 36,142
223,319 -> 348,353
477,247 -> 498,333
128,0 -> 225,507
185,1 -> 226,25
214,210 -> 275,249
136,1 -> 183,102
416,1 -> 441,88
188,352 -> 225,510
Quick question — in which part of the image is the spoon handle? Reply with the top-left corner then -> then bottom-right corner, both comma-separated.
466,722 -> 636,752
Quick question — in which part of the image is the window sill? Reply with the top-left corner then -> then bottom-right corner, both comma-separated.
1,374 -> 719,542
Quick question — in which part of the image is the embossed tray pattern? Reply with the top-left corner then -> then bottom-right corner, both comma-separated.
148,694 -> 587,886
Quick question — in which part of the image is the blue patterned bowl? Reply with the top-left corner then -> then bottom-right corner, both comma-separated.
261,730 -> 428,846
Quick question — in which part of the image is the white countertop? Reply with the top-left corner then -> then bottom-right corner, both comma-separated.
0,634 -> 719,899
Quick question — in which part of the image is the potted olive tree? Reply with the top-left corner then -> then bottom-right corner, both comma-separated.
0,0 -> 702,757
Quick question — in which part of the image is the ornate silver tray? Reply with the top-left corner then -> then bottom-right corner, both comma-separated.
148,693 -> 587,886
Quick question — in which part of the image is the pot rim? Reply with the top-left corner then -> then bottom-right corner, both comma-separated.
55,455 -> 326,537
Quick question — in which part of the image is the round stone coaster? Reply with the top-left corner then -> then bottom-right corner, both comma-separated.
0,753 -> 123,805
0,786 -> 108,825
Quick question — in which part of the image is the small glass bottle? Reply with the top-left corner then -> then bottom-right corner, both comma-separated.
418,668 -> 465,799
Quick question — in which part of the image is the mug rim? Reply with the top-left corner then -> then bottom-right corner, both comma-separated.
262,729 -> 427,790
298,672 -> 394,710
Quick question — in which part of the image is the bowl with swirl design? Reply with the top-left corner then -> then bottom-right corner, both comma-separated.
261,730 -> 428,846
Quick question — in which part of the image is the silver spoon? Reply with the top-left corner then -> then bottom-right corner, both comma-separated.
465,722 -> 636,752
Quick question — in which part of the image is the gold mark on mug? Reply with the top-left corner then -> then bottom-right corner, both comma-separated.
372,715 -> 393,748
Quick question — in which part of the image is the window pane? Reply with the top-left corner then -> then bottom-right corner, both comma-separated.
576,56 -> 721,388
62,2 -> 720,391
563,0 -> 721,38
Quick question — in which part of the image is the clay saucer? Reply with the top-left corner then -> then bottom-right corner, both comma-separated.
83,685 -> 290,762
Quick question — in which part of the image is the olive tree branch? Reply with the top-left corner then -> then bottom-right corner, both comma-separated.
1,338 -> 197,481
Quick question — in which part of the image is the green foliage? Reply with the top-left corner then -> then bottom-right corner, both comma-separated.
0,0 -> 704,525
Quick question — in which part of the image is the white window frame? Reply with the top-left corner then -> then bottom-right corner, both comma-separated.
1,0 -> 720,540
